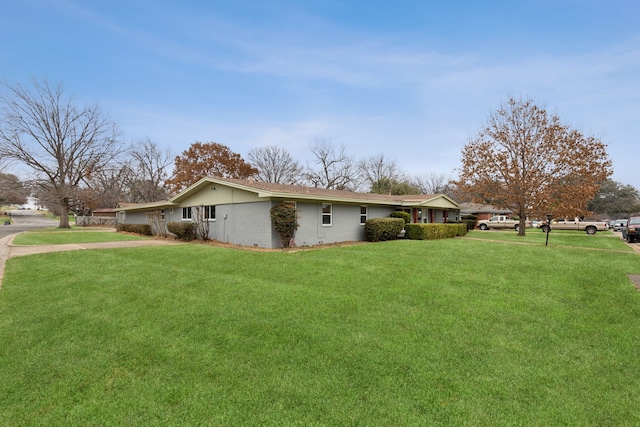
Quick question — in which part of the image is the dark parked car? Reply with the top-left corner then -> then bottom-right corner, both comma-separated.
625,217 -> 640,243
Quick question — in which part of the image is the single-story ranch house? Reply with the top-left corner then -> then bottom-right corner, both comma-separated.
115,176 -> 460,248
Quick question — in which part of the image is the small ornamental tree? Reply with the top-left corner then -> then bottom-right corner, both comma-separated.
270,203 -> 299,248
192,205 -> 210,241
146,209 -> 167,237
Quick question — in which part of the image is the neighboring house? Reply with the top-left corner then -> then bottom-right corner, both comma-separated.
92,208 -> 116,218
459,203 -> 512,221
115,176 -> 460,248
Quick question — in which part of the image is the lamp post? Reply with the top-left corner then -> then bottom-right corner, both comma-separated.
545,213 -> 553,246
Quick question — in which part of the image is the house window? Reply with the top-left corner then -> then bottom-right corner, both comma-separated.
161,209 -> 165,220
182,207 -> 192,220
203,205 -> 216,220
360,206 -> 368,225
322,203 -> 332,226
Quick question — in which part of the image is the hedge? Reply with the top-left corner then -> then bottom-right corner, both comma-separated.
389,211 -> 411,224
364,217 -> 405,242
404,223 -> 467,240
459,214 -> 478,231
166,221 -> 196,241
116,223 -> 152,236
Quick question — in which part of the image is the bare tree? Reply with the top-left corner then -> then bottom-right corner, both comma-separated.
411,173 -> 454,196
303,139 -> 359,190
82,165 -> 130,209
146,209 -> 167,237
126,138 -> 172,202
358,154 -> 402,192
248,145 -> 302,184
192,205 -> 210,241
0,79 -> 123,228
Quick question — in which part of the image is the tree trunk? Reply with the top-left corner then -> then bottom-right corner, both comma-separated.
518,217 -> 526,236
58,198 -> 71,229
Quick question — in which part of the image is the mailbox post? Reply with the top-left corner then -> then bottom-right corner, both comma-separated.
545,213 -> 553,246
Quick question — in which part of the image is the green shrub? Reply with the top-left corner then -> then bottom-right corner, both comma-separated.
167,221 -> 196,241
270,204 -> 299,248
364,217 -> 404,242
390,211 -> 411,224
460,214 -> 478,231
449,221 -> 473,234
116,223 -> 152,236
405,223 -> 466,240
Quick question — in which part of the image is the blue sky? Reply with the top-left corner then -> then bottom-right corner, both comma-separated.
2,0 -> 640,189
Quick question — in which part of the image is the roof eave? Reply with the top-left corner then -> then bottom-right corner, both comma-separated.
115,201 -> 177,212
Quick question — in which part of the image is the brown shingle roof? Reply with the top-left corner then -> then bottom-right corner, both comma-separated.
214,176 -> 438,203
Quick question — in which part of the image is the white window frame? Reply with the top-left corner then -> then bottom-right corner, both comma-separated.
360,206 -> 368,225
203,205 -> 216,221
182,207 -> 192,221
322,203 -> 332,226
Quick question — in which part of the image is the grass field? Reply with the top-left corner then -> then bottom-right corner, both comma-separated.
1,230 -> 640,425
11,227 -> 149,246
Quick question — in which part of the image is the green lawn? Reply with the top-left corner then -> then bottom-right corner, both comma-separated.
1,232 -> 640,425
12,228 -> 149,245
467,228 -> 632,250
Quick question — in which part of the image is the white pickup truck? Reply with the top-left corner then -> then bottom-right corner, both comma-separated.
477,215 -> 524,231
539,218 -> 609,235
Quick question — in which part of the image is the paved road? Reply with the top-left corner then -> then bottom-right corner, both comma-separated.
0,209 -> 59,239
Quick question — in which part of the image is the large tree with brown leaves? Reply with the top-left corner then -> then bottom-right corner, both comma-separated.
166,142 -> 257,194
454,97 -> 612,235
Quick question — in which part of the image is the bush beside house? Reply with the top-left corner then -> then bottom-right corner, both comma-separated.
270,204 -> 300,248
167,222 -> 196,241
404,223 -> 467,240
116,223 -> 152,236
389,211 -> 411,224
364,218 -> 405,242
460,214 -> 478,231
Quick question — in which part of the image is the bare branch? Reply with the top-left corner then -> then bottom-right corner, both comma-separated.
248,145 -> 302,185
303,139 -> 360,190
0,79 -> 124,227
